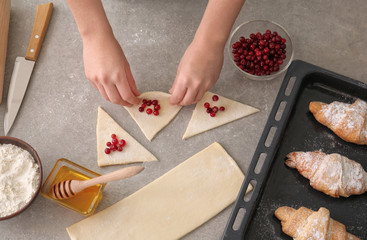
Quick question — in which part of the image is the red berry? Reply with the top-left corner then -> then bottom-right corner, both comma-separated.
119,139 -> 126,147
212,106 -> 218,113
111,134 -> 117,139
212,95 -> 219,101
141,103 -> 146,108
154,104 -> 160,111
138,107 -> 144,112
142,99 -> 147,104
112,138 -> 118,145
106,142 -> 112,147
206,108 -> 212,113
146,108 -> 153,114
210,112 -> 216,117
152,100 -> 158,105
105,148 -> 111,154
204,102 -> 210,108
110,144 -> 116,150
153,110 -> 159,116
146,100 -> 152,106
219,106 -> 225,111
117,146 -> 123,152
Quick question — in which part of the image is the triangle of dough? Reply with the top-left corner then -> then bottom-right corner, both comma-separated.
183,92 -> 259,139
97,107 -> 158,167
124,91 -> 182,141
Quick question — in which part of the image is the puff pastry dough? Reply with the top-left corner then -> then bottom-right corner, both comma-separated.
183,92 -> 259,140
124,91 -> 182,141
67,142 -> 251,240
97,107 -> 157,166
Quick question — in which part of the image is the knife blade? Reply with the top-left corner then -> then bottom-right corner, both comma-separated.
4,2 -> 53,135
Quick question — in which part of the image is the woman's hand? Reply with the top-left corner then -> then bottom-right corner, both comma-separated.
169,40 -> 224,106
83,35 -> 140,106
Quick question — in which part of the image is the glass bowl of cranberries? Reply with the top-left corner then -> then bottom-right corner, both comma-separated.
229,19 -> 294,80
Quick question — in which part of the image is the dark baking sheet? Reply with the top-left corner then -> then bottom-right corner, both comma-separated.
222,60 -> 367,240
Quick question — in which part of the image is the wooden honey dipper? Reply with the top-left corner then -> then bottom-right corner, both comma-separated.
51,165 -> 144,200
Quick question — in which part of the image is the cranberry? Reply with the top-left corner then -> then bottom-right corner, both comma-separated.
106,142 -> 112,147
206,108 -> 213,113
105,148 -> 111,154
212,106 -> 218,113
146,100 -> 152,106
112,138 -> 118,145
152,100 -> 158,105
138,107 -> 144,112
142,99 -> 147,104
219,106 -> 225,111
111,134 -> 116,139
232,30 -> 287,76
154,104 -> 160,111
146,108 -> 153,114
204,102 -> 210,108
119,139 -> 126,147
210,112 -> 216,117
153,110 -> 159,116
212,95 -> 219,101
117,146 -> 123,152
141,103 -> 146,108
110,144 -> 116,150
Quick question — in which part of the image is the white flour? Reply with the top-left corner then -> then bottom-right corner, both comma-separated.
0,144 -> 40,217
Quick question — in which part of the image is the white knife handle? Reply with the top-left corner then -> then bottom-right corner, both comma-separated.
25,3 -> 53,61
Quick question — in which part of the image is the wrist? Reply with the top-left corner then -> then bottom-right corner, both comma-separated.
192,30 -> 227,51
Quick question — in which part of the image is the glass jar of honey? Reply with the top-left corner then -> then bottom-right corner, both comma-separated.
41,158 -> 106,215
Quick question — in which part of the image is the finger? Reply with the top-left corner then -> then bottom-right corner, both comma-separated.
194,89 -> 206,103
105,83 -> 132,106
115,76 -> 140,106
178,88 -> 198,106
94,81 -> 110,101
170,84 -> 187,105
125,64 -> 140,97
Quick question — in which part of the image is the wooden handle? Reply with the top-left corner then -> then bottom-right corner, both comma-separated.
0,0 -> 11,104
82,166 -> 145,189
25,2 -> 53,61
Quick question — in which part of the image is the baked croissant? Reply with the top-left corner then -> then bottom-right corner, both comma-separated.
275,206 -> 360,240
309,99 -> 367,145
286,151 -> 367,198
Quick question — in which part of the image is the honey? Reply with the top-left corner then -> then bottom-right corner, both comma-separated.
41,159 -> 106,215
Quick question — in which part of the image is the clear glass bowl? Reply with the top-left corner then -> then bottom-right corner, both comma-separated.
228,20 -> 294,81
41,158 -> 106,216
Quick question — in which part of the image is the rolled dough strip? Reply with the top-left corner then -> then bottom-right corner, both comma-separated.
67,142 -> 251,240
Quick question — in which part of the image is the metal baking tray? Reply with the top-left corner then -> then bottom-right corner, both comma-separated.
222,60 -> 367,240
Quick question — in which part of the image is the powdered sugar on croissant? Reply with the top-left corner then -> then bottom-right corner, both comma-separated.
309,99 -> 367,145
275,206 -> 360,240
286,151 -> 367,198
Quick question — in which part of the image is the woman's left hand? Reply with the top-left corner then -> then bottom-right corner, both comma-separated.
169,40 -> 224,106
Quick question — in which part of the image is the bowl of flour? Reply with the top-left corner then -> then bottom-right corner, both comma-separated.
0,136 -> 42,220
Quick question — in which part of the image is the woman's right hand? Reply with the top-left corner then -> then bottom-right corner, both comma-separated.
82,34 -> 140,106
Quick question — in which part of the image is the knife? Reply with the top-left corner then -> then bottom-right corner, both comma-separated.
4,3 -> 53,135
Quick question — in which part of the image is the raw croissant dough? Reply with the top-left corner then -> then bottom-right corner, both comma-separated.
97,107 -> 157,166
183,92 -> 259,139
67,142 -> 251,240
309,99 -> 367,145
275,206 -> 359,240
124,91 -> 182,141
286,151 -> 367,198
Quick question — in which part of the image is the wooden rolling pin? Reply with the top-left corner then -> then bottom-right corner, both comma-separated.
0,0 -> 11,104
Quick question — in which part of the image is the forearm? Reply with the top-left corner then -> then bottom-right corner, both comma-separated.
66,0 -> 113,41
194,0 -> 246,48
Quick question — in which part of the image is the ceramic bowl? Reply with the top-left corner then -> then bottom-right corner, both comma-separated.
0,136 -> 42,220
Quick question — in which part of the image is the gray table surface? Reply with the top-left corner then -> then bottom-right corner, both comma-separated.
1,0 -> 367,239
